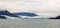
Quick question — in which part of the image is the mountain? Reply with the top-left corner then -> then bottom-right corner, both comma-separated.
0,10 -> 19,17
49,15 -> 60,19
13,12 -> 38,17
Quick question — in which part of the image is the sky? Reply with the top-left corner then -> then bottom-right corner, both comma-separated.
0,0 -> 60,18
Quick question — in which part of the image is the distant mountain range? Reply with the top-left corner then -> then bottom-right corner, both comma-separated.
0,10 -> 60,19
0,10 -> 19,17
13,12 -> 38,17
0,10 -> 38,19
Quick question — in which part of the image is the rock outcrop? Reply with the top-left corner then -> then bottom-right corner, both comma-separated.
0,15 -> 6,19
49,15 -> 60,19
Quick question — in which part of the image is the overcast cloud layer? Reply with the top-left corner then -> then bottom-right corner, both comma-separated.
0,0 -> 60,18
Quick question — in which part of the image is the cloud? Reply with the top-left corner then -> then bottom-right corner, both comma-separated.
0,0 -> 60,18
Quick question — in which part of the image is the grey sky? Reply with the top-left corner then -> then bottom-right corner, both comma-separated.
0,0 -> 60,17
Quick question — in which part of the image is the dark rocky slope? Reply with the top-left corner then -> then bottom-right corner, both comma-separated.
49,15 -> 60,19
